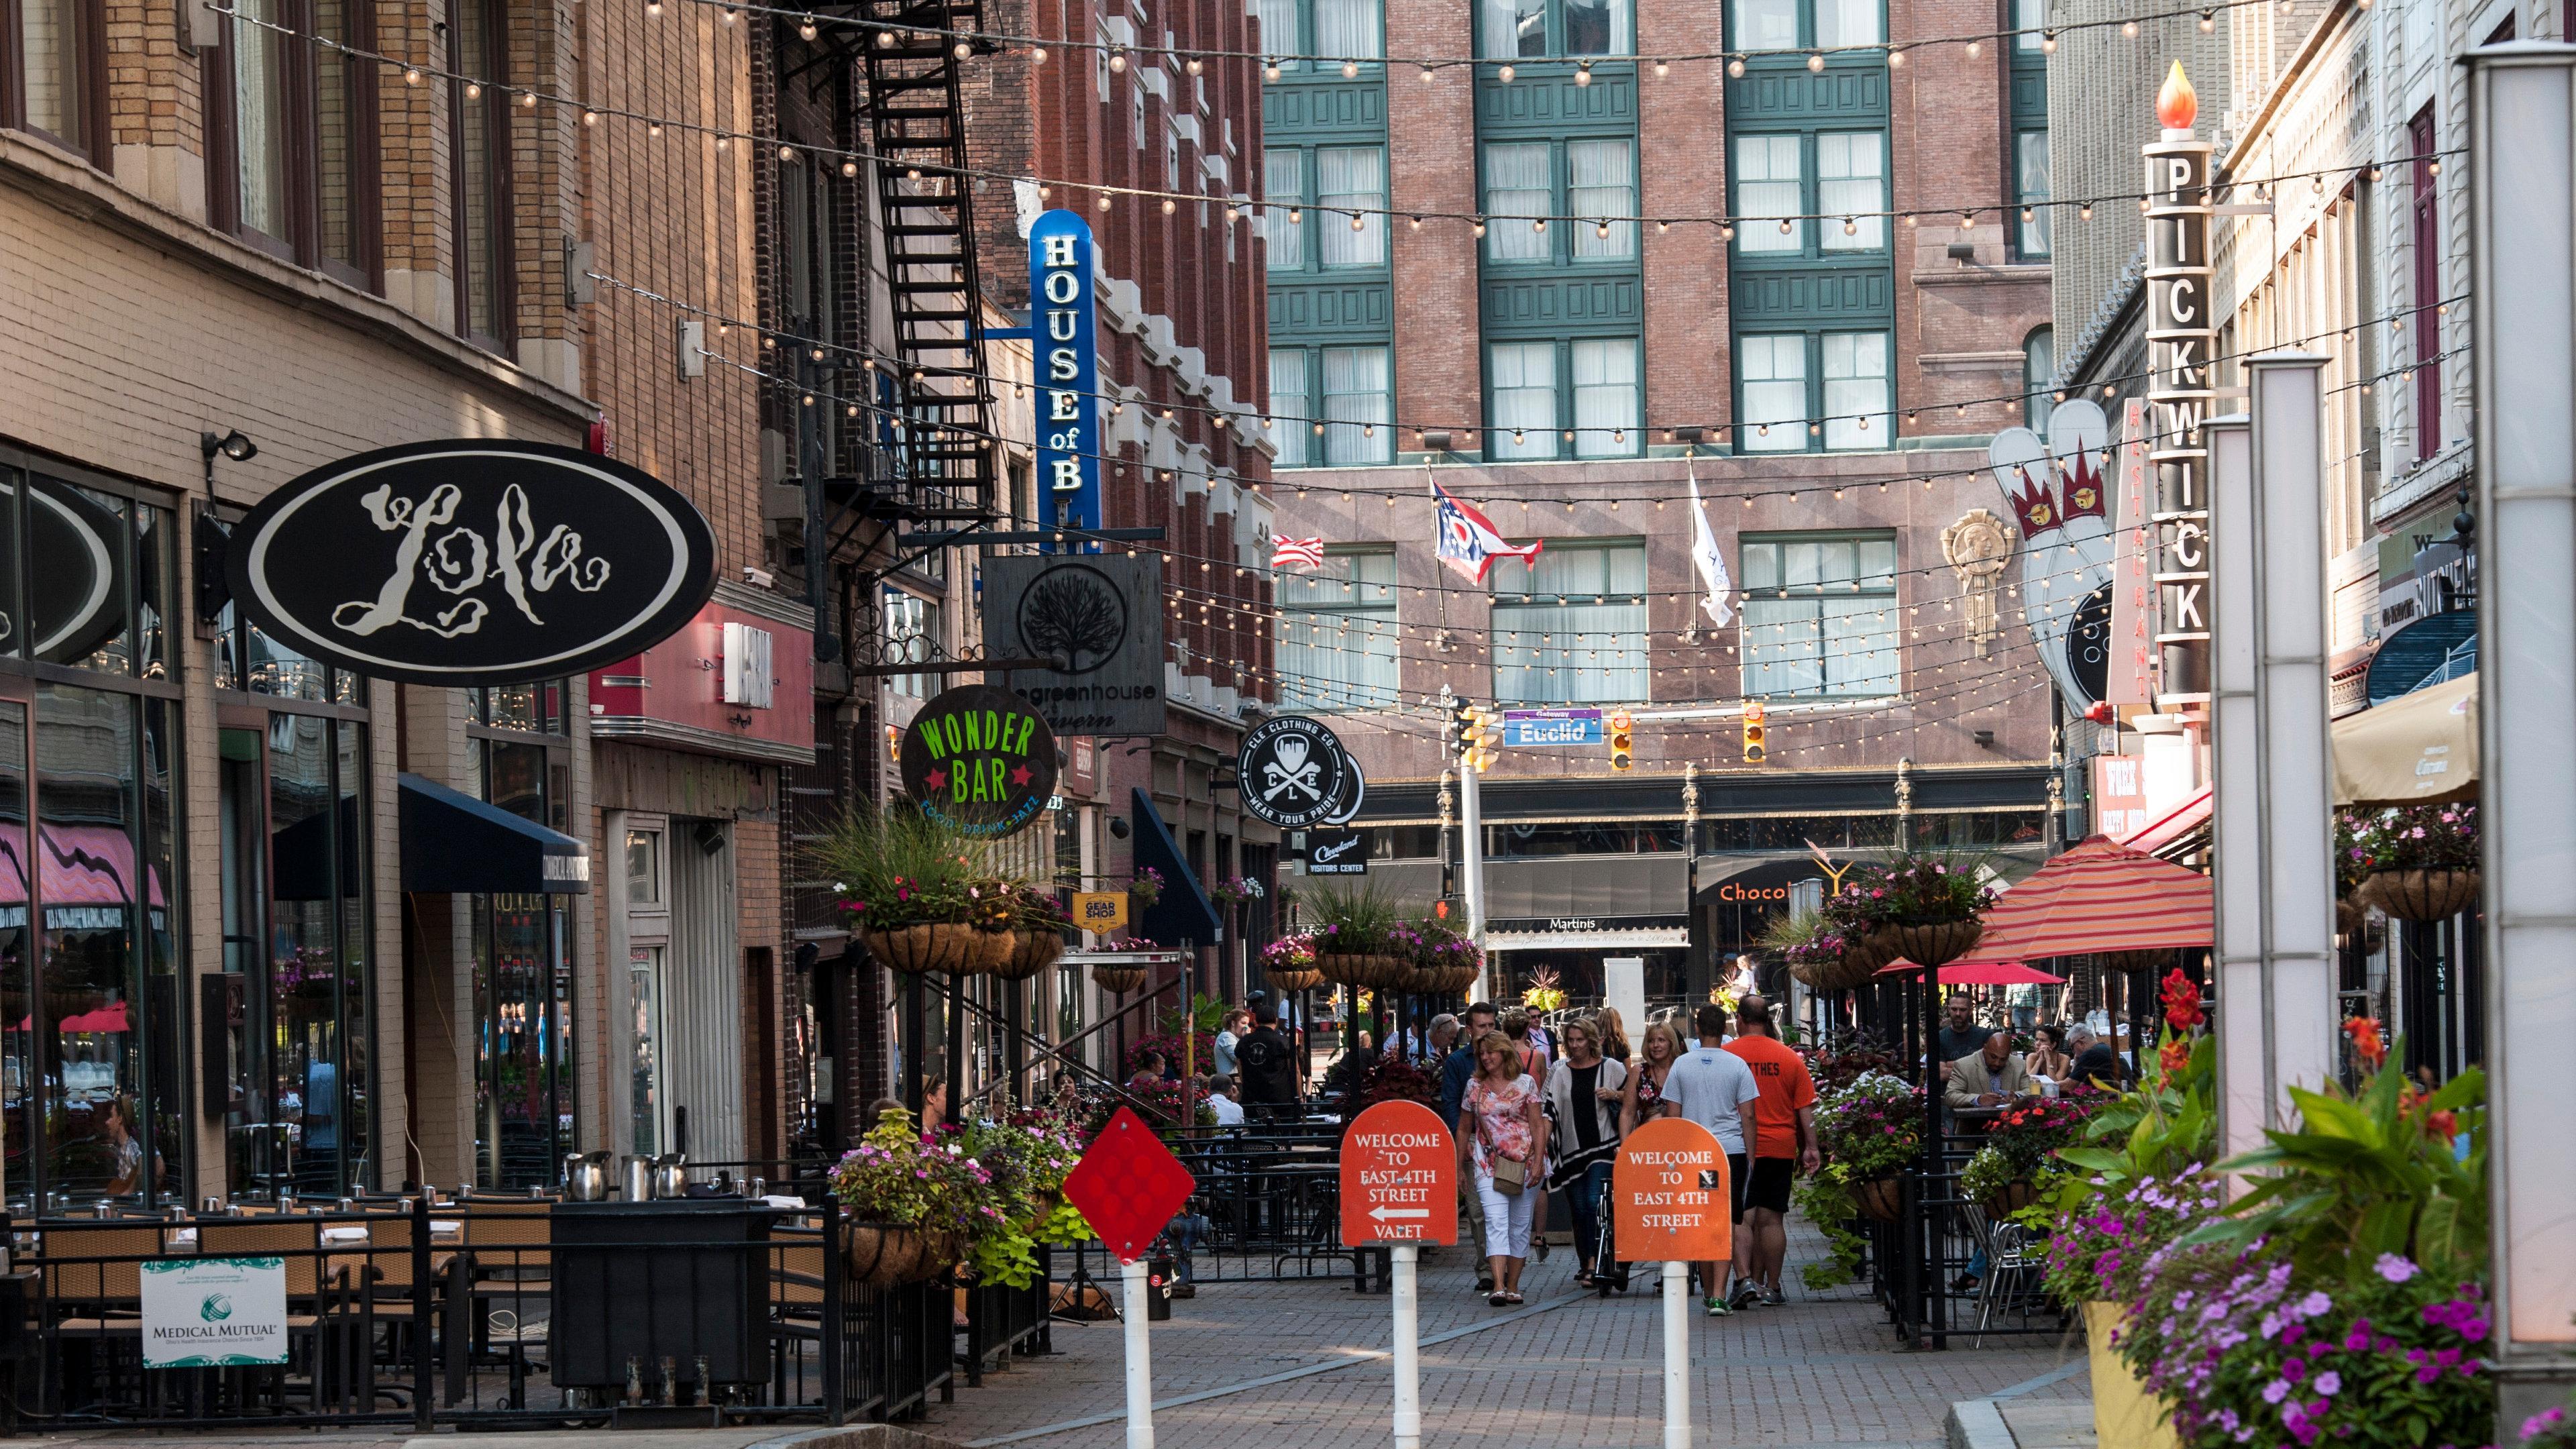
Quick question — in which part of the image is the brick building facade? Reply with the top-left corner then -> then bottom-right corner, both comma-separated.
1258,0 -> 2065,1008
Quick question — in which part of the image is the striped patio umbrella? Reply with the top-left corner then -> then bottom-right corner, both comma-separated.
1967,833 -> 2214,961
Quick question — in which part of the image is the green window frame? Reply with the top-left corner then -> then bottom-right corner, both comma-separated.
1277,548 -> 1399,710
1728,129 -> 1887,258
1483,336 -> 1642,461
1264,144 -> 1389,274
1733,329 -> 1893,453
1476,0 -> 1632,58
1254,0 -> 1383,69
1738,531 -> 1899,698
1729,0 -> 1882,50
1271,343 -> 1393,468
1490,540 -> 1649,704
1479,137 -> 1638,266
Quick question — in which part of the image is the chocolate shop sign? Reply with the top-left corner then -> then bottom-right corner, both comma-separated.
225,441 -> 717,688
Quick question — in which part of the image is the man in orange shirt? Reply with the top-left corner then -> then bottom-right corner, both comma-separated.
1721,995 -> 1820,1308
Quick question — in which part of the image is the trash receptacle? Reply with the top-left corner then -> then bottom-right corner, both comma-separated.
549,1199 -> 771,1395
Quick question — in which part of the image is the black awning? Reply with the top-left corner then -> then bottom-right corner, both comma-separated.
1129,787 -> 1222,947
398,773 -> 590,895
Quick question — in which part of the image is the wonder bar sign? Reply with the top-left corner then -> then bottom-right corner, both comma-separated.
2145,62 -> 2214,706
1029,209 -> 1102,537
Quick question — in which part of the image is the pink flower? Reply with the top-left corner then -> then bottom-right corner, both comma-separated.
2375,1253 -> 2418,1283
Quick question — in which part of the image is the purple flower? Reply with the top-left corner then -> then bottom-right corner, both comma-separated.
2297,1290 -> 2332,1317
2523,1408 -> 2567,1440
2375,1253 -> 2418,1283
2312,1371 -> 2341,1397
2263,1380 -> 2293,1405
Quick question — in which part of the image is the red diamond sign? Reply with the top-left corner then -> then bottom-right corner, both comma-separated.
1063,1106 -> 1197,1264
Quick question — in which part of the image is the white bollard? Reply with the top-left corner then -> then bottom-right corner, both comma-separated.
1123,1256 -> 1155,1449
1663,1258 -> 1690,1449
1390,1244 -> 1421,1449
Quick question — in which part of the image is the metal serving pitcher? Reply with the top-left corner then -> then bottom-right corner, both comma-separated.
651,1153 -> 688,1199
622,1155 -> 655,1201
563,1151 -> 612,1202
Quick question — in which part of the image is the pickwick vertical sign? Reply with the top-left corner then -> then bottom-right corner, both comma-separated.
1028,209 -> 1102,537
2145,62 -> 2214,706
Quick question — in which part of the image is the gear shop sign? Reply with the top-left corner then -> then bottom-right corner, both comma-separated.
142,1256 -> 289,1367
1235,716 -> 1354,830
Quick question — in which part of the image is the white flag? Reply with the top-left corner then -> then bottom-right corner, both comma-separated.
1688,470 -> 1733,627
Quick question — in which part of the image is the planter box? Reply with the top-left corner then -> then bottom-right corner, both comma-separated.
2084,1299 -> 2180,1449
551,1200 -> 773,1392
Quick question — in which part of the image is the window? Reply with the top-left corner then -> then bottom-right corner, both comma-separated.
1738,335 -> 1807,451
2410,105 -> 2440,460
1735,130 -> 1887,258
2024,327 -> 2055,430
1320,346 -> 1393,464
1315,147 -> 1386,267
449,0 -> 513,349
624,829 -> 665,908
1479,0 -> 1629,56
1257,0 -> 1381,68
1738,331 -> 1892,452
1734,136 -> 1803,252
1487,341 -> 1558,458
1483,138 -> 1638,264
1821,331 -> 1891,448
1269,348 -> 1311,467
1571,339 -> 1640,458
883,591 -> 941,696
9,0 -> 98,156
1263,148 -> 1305,270
1492,541 -> 1648,704
1739,533 -> 1899,697
2015,129 -> 2051,258
1733,0 -> 1877,49
2014,0 -> 2043,48
1277,549 -> 1399,709
222,0 -> 376,275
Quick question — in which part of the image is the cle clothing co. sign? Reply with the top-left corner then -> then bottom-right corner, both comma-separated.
225,441 -> 716,688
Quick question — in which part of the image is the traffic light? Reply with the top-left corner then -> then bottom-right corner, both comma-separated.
1607,709 -> 1635,771
1741,702 -> 1768,764
1452,700 -> 1500,773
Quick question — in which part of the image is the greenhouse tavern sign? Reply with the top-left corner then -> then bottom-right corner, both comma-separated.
224,440 -> 718,688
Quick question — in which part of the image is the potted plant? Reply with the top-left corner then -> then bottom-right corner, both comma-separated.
1766,909 -> 1876,993
1810,1071 -> 1923,1224
957,1109 -> 1093,1287
1855,851 -> 1996,967
1126,865 -> 1166,909
995,889 -> 1071,981
828,1104 -> 993,1288
812,806 -> 999,975
1415,918 -> 1481,993
1307,882 -> 1405,987
1962,1093 -> 2096,1217
1521,965 -> 1568,1015
2345,803 -> 2479,922
1262,934 -> 1322,993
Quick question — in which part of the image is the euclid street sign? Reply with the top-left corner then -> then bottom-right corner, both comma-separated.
1501,708 -> 1602,746
1339,1101 -> 1457,1245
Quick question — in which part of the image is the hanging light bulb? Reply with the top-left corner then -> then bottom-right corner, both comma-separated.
1289,207 -> 1302,224
1728,56 -> 1746,76
1186,56 -> 1203,75
797,13 -> 817,39
1350,211 -> 1366,231
1966,38 -> 1981,56
1498,63 -> 1516,82
464,81 -> 482,99
1654,59 -> 1669,76
1576,62 -> 1594,85
1778,217 -> 1792,234
403,66 -> 423,85
1719,221 -> 1735,240
2122,18 -> 2138,36
1595,219 -> 1610,238
841,159 -> 858,177
1161,197 -> 1175,213
954,40 -> 971,58
644,0 -> 661,13
2200,9 -> 2216,29
2021,205 -> 2035,223
1472,218 -> 1487,237
1265,60 -> 1281,80
1409,215 -> 1422,230
519,89 -> 537,107
1843,216 -> 1858,235
582,109 -> 599,125
1341,59 -> 1359,78
1656,219 -> 1670,234
1420,65 -> 1436,82
2078,202 -> 2093,219
1532,217 -> 1546,233
648,121 -> 663,136
1807,52 -> 1825,70
1108,49 -> 1126,72
1887,48 -> 1904,67
1096,191 -> 1113,210
2041,31 -> 2057,51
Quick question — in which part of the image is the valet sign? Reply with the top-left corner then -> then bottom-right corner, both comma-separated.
1030,210 -> 1102,535
142,1256 -> 288,1367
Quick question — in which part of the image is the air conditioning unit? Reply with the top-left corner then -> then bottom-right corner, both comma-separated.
720,623 -> 775,709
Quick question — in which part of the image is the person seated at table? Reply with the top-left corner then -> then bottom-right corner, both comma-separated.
1203,1073 -> 1246,1126
1127,1049 -> 1169,1092
1945,1031 -> 2033,1114
2067,1025 -> 2121,1088
2025,1024 -> 2074,1083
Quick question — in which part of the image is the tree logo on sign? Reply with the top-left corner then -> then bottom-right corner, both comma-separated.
1017,564 -> 1127,674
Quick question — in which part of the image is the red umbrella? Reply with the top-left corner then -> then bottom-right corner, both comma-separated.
58,1002 -> 130,1033
1966,834 -> 2212,961
1875,959 -> 2067,986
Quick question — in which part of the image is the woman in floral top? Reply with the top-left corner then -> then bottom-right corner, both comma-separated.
1455,1030 -> 1547,1305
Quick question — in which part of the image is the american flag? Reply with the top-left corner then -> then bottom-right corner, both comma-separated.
1271,535 -> 1327,571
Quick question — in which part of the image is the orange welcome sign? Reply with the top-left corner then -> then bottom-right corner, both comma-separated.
1614,1117 -> 1732,1263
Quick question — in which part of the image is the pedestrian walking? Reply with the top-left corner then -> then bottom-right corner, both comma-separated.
1721,996 -> 1819,1308
1439,1002 -> 1500,1293
1660,1003 -> 1762,1316
1542,1017 -> 1628,1289
1593,1006 -> 1633,1065
1215,1008 -> 1251,1076
1500,1010 -> 1554,1256
1456,1030 -> 1546,1306
1617,1018 -> 1684,1136
1235,1003 -> 1303,1120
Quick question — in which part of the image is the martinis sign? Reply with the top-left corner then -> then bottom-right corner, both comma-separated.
899,684 -> 1060,838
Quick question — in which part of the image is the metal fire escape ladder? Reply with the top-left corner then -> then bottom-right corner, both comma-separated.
857,0 -> 996,513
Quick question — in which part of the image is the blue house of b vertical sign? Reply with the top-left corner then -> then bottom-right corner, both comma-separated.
1028,210 -> 1100,540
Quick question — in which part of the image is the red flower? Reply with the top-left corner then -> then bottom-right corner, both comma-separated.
2423,1109 -> 2457,1142
2342,1015 -> 2387,1070
2159,969 -> 2205,1031
2158,1036 -> 2192,1077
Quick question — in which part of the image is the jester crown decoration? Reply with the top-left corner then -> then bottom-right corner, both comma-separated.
1985,400 -> 2115,713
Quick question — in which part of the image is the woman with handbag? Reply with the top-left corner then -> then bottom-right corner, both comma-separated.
1542,1017 -> 1629,1291
1456,1030 -> 1546,1306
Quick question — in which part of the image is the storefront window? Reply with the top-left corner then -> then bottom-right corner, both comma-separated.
470,684 -> 574,1189
0,450 -> 187,1212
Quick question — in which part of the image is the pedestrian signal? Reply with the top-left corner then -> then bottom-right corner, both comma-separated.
1741,702 -> 1767,764
1607,709 -> 1635,771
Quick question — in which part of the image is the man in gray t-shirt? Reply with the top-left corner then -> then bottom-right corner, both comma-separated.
1658,1004 -> 1763,1316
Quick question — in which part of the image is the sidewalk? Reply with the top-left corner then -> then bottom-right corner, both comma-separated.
919,1228 -> 2091,1448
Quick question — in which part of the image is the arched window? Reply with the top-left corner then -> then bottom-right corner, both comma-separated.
2024,326 -> 2055,431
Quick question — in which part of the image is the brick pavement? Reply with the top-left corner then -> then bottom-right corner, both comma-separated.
925,1227 -> 2090,1448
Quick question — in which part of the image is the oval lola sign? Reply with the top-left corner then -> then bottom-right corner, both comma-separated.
225,441 -> 716,688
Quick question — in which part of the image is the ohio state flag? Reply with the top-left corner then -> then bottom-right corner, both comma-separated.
1430,476 -> 1540,583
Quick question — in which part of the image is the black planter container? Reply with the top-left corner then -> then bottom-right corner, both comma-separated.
549,1199 -> 773,1393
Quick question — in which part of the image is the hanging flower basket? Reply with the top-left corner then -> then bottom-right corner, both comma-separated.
2102,948 -> 2175,975
2359,867 -> 2480,922
862,922 -> 981,975
1979,1179 -> 2042,1218
965,926 -> 1018,975
1882,918 -> 1984,969
1316,951 -> 1390,987
844,1222 -> 930,1289
1268,966 -> 1324,993
990,930 -> 1065,981
1091,964 -> 1148,993
1853,1175 -> 1907,1224
2333,895 -> 2366,938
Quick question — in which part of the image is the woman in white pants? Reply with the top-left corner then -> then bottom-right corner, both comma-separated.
1455,1030 -> 1548,1305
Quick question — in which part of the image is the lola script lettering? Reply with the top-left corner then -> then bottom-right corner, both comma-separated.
333,482 -> 610,639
